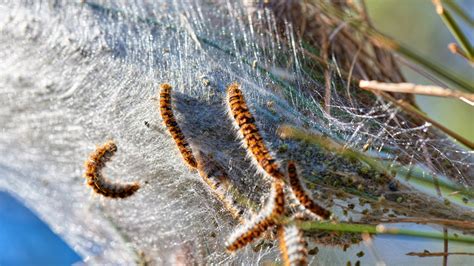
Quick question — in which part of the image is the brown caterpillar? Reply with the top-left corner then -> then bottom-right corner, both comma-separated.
195,151 -> 249,224
157,83 -> 198,169
84,140 -> 140,198
225,179 -> 285,252
278,224 -> 308,266
285,186 -> 322,221
287,161 -> 331,220
226,82 -> 284,181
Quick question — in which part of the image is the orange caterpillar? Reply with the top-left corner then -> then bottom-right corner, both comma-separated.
84,140 -> 140,198
287,162 -> 331,220
278,224 -> 308,266
226,82 -> 284,180
225,179 -> 285,252
195,151 -> 249,224
158,83 -> 197,169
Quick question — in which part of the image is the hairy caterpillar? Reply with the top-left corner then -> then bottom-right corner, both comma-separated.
278,224 -> 308,266
195,151 -> 249,224
84,140 -> 140,198
157,83 -> 198,169
226,82 -> 284,181
225,179 -> 285,252
285,186 -> 323,221
287,162 -> 331,220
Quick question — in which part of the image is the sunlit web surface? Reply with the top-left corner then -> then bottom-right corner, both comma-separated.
0,1 -> 472,264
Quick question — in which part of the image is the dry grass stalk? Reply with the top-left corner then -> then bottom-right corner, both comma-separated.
359,80 -> 474,104
359,88 -> 474,149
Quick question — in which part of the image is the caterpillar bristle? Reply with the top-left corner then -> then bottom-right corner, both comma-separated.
195,151 -> 249,223
226,82 -> 284,181
278,224 -> 308,266
225,179 -> 285,252
157,83 -> 198,169
287,161 -> 331,220
84,140 -> 140,198
285,186 -> 322,221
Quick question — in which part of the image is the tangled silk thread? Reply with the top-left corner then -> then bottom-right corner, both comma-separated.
83,82 -> 331,265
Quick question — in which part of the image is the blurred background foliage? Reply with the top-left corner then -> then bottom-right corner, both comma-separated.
366,0 -> 473,141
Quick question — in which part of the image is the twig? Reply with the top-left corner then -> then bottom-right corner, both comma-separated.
379,217 -> 474,230
345,46 -> 362,106
359,80 -> 474,104
322,31 -> 332,114
448,43 -> 474,64
316,1 -> 474,93
394,42 -> 474,93
365,90 -> 474,150
278,124 -> 474,197
294,220 -> 474,244
407,251 -> 474,257
443,227 -> 448,266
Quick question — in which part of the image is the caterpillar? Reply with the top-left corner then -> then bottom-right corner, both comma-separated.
225,179 -> 285,252
278,224 -> 308,266
157,83 -> 198,169
195,151 -> 249,224
285,186 -> 322,221
84,140 -> 140,198
287,161 -> 331,220
226,82 -> 284,181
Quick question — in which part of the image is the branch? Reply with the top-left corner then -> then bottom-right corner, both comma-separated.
359,80 -> 474,104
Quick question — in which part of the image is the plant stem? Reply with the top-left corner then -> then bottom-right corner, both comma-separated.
359,80 -> 474,103
374,90 -> 474,149
278,124 -> 474,198
394,42 -> 474,93
316,1 -> 474,93
407,251 -> 474,257
296,220 -> 474,244
433,0 -> 474,60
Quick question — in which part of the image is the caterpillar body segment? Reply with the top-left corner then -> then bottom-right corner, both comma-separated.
226,82 -> 284,181
278,224 -> 308,266
157,83 -> 197,169
287,161 -> 331,220
285,186 -> 323,221
195,151 -> 249,223
84,140 -> 140,198
225,179 -> 285,252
